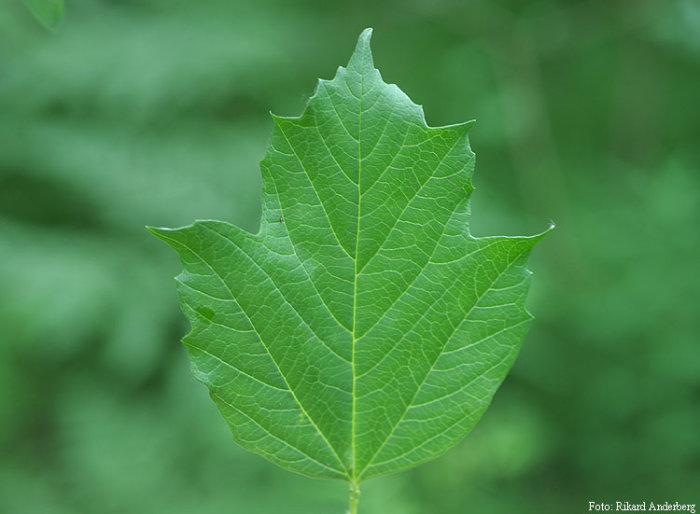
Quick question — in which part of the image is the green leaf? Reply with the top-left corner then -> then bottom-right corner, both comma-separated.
23,0 -> 64,31
149,28 -> 548,483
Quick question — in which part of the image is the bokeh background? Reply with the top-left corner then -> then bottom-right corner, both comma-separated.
1,0 -> 698,512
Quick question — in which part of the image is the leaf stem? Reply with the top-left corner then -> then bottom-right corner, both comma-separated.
348,479 -> 360,514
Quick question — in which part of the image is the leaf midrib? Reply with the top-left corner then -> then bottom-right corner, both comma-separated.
349,43 -> 366,482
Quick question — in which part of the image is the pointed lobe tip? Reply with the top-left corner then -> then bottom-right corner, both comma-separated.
348,28 -> 375,72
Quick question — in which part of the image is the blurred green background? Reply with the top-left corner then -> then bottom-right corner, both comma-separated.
1,0 -> 698,512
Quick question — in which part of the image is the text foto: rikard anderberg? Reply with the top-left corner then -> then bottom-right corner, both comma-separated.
589,502 -> 696,513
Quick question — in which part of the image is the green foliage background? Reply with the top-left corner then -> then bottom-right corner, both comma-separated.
1,0 -> 698,512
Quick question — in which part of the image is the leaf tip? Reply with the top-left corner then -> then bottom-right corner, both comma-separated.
532,220 -> 556,242
348,28 -> 375,72
455,119 -> 477,133
544,219 -> 556,235
269,111 -> 296,125
146,225 -> 174,242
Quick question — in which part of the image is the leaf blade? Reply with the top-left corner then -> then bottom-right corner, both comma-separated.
150,28 -> 548,481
